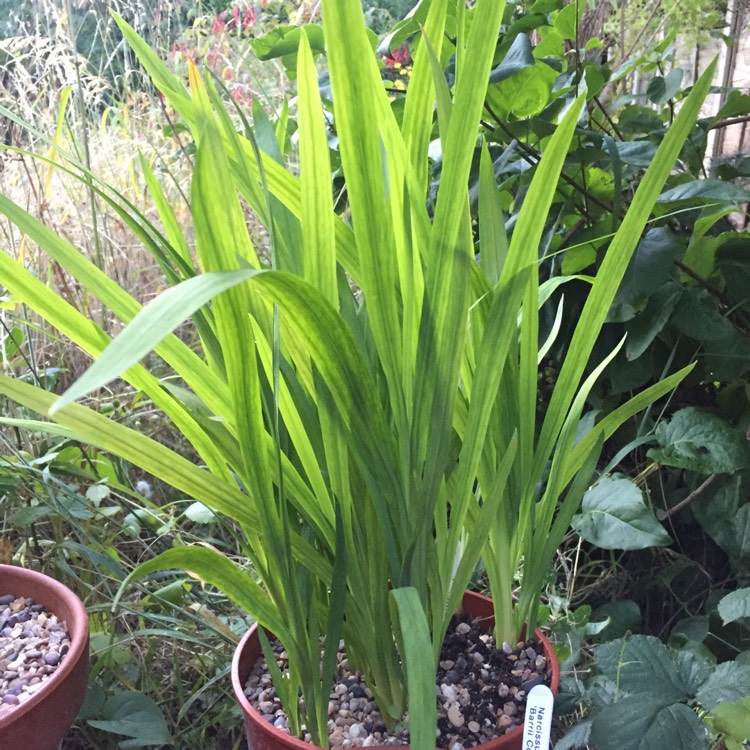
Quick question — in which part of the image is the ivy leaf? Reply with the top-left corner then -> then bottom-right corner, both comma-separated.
717,588 -> 750,625
572,477 -> 670,550
648,407 -> 750,475
86,484 -> 111,507
696,661 -> 750,710
590,698 -> 707,750
87,691 -> 172,747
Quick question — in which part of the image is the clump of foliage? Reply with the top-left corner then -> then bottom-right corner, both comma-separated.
2,1 -> 750,749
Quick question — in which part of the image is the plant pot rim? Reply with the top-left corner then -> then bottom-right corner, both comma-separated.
231,590 -> 560,750
0,563 -> 90,735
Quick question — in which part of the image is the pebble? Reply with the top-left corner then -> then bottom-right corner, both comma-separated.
0,595 -> 71,721
243,613 -> 552,749
447,703 -> 464,728
440,684 -> 458,702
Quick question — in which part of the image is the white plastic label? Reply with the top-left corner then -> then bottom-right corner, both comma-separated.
522,684 -> 554,750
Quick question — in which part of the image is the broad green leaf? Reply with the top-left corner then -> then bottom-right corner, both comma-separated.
590,697 -> 706,750
646,68 -> 683,104
556,720 -> 593,750
572,477 -> 670,550
624,284 -> 682,360
696,661 -> 750,710
708,696 -> 750,749
87,691 -> 172,746
488,33 -> 535,83
691,476 -> 750,572
658,178 -> 750,203
649,407 -> 750,475
612,228 -> 683,317
671,288 -> 735,341
717,588 -> 750,625
594,636 -> 689,696
486,62 -> 556,118
183,502 -> 216,524
713,90 -> 750,122
251,24 -> 326,61
592,600 -> 642,641
86,484 -> 110,507
615,140 -> 658,168
554,1 -> 584,39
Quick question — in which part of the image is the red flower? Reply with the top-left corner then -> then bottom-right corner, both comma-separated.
212,11 -> 227,33
384,43 -> 411,67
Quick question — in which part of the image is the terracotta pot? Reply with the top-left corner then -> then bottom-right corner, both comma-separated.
0,564 -> 90,750
231,591 -> 560,750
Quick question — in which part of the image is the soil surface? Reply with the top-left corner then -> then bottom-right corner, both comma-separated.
244,612 -> 552,748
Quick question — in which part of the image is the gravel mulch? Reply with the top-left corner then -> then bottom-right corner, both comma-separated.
0,594 -> 72,720
244,612 -> 552,749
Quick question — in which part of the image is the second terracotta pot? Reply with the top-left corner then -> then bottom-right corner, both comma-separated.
0,564 -> 90,750
231,590 -> 560,750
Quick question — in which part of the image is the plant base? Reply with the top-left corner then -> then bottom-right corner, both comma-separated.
231,591 -> 560,750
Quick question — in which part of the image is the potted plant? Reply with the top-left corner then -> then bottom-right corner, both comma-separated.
0,564 -> 89,750
0,0 -> 714,747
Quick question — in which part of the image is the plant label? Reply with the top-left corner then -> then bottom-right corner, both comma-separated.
522,684 -> 553,750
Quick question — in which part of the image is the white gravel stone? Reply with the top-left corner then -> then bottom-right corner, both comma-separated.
447,703 -> 464,728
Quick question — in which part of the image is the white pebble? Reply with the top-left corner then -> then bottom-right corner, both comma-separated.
447,703 -> 464,728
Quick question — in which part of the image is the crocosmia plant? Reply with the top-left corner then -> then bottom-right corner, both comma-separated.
0,0 -> 714,747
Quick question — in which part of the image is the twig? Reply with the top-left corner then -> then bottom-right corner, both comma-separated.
673,259 -> 750,332
594,96 -> 625,140
710,115 -> 750,131
665,473 -> 717,518
482,102 -> 617,221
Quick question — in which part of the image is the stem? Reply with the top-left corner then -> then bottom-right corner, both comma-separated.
665,474 -> 717,518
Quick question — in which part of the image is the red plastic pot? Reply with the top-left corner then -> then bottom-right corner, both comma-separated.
231,591 -> 560,750
0,564 -> 90,750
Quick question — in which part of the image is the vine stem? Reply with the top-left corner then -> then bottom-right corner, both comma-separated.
665,473 -> 717,518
